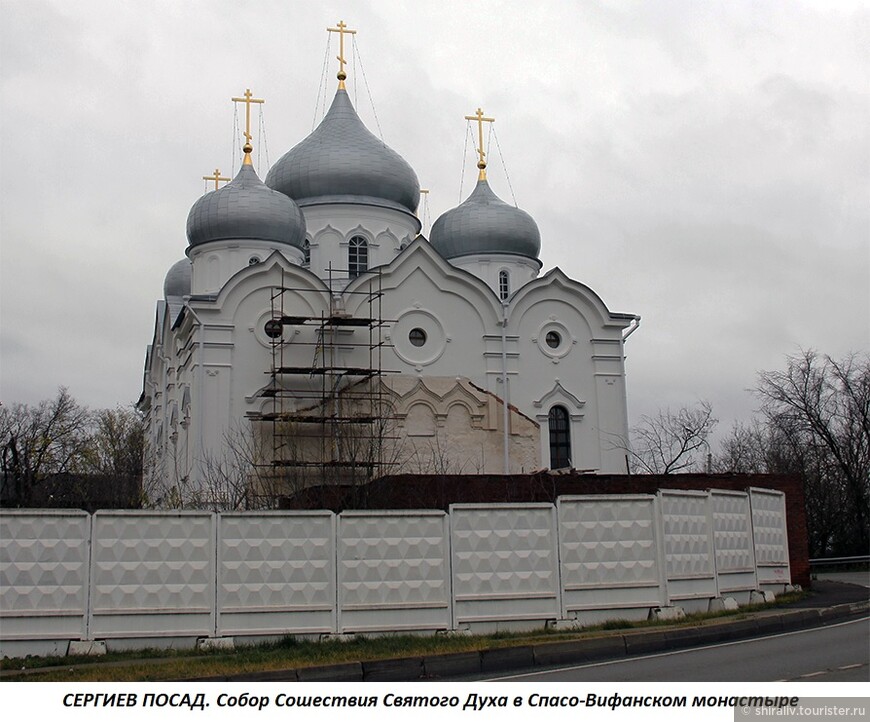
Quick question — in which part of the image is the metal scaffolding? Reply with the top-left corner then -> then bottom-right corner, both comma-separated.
247,266 -> 395,491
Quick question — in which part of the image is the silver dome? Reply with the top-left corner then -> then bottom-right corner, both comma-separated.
429,179 -> 541,260
163,258 -> 191,299
265,89 -> 420,213
186,163 -> 306,249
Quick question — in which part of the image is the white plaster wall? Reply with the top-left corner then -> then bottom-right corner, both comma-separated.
385,376 -> 540,474
301,203 -> 419,288
189,241 -> 304,295
512,292 -> 600,470
449,253 -> 541,298
145,238 -> 634,493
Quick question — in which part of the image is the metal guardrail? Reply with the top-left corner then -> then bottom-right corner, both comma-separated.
809,555 -> 870,567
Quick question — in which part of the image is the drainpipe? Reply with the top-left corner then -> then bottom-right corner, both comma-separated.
183,301 -> 205,490
501,302 -> 510,474
621,315 -> 641,471
622,314 -> 641,341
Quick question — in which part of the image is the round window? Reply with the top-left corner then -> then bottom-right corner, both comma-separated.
545,331 -> 561,349
264,318 -> 283,339
409,328 -> 427,347
248,256 -> 261,266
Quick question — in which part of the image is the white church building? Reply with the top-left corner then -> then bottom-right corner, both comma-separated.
140,26 -> 640,506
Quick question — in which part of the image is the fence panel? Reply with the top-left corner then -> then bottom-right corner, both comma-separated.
749,488 -> 791,592
659,490 -> 718,609
89,511 -> 215,641
217,512 -> 336,637
337,511 -> 451,633
450,503 -> 560,631
557,495 -> 667,624
710,490 -> 757,602
0,510 -> 91,656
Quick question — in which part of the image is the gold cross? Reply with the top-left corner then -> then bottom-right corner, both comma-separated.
231,88 -> 265,163
202,168 -> 230,190
464,107 -> 495,181
327,20 -> 356,89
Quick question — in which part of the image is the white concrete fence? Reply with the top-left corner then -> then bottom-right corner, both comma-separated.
0,488 -> 791,657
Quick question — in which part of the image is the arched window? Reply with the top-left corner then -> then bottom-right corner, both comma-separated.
302,238 -> 310,266
548,405 -> 571,469
348,236 -> 368,278
498,269 -> 510,300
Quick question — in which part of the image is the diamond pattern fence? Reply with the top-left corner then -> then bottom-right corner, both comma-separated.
711,490 -> 757,602
0,489 -> 793,655
658,490 -> 718,609
749,488 -> 791,593
337,511 -> 451,633
89,511 -> 216,640
217,512 -> 336,637
557,495 -> 668,624
449,503 -> 561,631
0,511 -> 90,657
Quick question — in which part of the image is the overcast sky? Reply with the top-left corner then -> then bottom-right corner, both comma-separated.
1,0 -> 867,446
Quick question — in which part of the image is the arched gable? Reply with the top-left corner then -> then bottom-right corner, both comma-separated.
344,237 -> 503,328
533,380 -> 587,471
509,266 -> 634,332
311,224 -> 341,249
210,250 -> 330,316
375,228 -> 400,251
386,376 -> 488,430
532,380 -> 586,420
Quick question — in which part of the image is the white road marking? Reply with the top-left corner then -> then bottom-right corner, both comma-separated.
485,615 -> 870,681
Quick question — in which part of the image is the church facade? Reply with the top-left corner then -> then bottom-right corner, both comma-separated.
139,31 -> 639,506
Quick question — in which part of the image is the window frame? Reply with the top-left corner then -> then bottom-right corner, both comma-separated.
498,269 -> 511,301
548,404 -> 572,470
348,235 -> 369,278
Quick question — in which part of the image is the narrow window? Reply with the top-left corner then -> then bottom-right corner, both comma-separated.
548,405 -> 571,469
302,238 -> 310,266
498,269 -> 510,300
348,236 -> 368,278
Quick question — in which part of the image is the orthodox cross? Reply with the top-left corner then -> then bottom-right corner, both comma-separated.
202,168 -> 230,190
231,88 -> 265,161
464,107 -> 495,181
327,20 -> 356,89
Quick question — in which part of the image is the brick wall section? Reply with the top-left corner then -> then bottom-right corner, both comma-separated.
285,472 -> 810,588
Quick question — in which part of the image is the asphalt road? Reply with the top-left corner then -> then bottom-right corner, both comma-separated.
817,571 -> 870,588
482,616 -> 870,683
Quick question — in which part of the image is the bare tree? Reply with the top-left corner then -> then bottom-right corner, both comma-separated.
1,388 -> 91,506
754,350 -> 869,556
141,431 -> 188,509
87,406 -> 144,478
197,422 -> 281,511
0,390 -> 145,509
626,400 -> 718,474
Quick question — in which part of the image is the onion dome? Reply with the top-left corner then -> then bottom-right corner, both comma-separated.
163,258 -> 191,299
265,89 -> 420,213
186,162 -> 306,249
429,179 -> 541,260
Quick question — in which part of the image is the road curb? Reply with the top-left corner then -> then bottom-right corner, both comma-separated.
9,587 -> 864,682
181,598 -> 869,682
